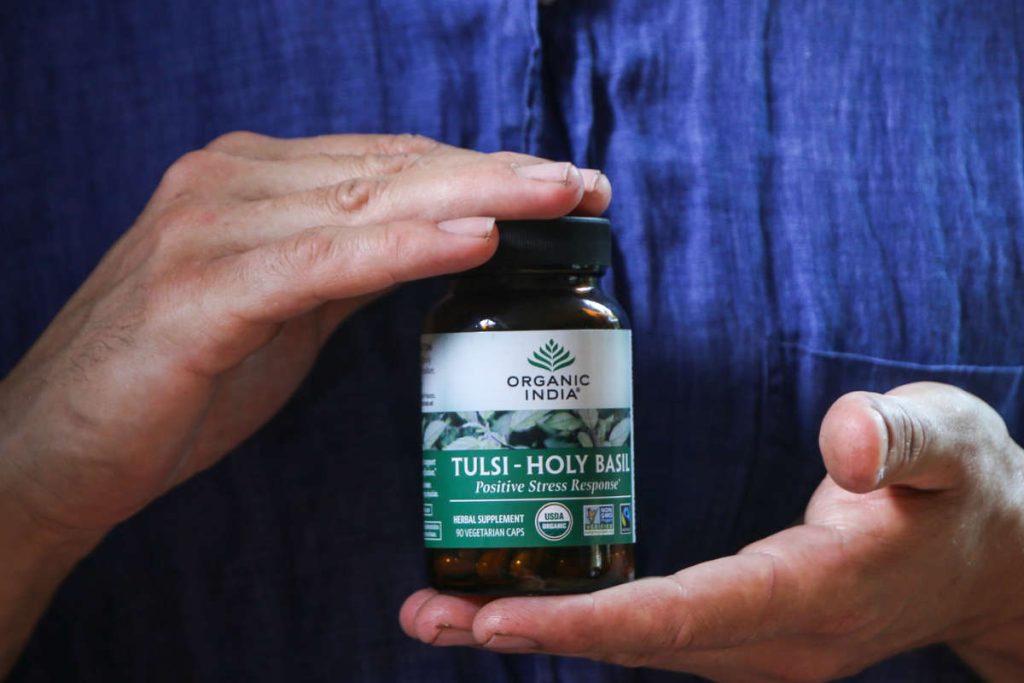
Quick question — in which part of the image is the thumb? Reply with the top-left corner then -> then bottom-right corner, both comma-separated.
818,381 -> 1011,493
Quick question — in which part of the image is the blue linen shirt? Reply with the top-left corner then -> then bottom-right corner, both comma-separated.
3,1 -> 1021,680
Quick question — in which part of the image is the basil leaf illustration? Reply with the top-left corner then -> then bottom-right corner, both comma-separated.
608,418 -> 632,447
542,411 -> 584,433
422,420 -> 448,449
444,435 -> 493,450
510,410 -> 548,432
490,412 -> 513,440
579,409 -> 599,431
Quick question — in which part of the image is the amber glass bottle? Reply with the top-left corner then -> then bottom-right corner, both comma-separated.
421,216 -> 636,594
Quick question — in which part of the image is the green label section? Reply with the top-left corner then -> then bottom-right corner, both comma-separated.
423,446 -> 635,548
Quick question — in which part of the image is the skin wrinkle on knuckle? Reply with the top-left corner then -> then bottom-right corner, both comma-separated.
574,593 -> 606,654
322,177 -> 382,218
906,405 -> 929,465
380,224 -> 407,272
877,398 -> 927,475
379,133 -> 440,156
662,576 -> 698,651
297,225 -> 403,298
316,152 -> 417,180
588,582 -> 687,665
745,552 -> 782,641
277,228 -> 340,280
367,152 -> 420,176
335,225 -> 404,292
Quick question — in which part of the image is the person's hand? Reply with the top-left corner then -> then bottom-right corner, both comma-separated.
401,382 -> 1024,682
0,132 -> 611,675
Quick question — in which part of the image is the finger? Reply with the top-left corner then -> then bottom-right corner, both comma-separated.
399,589 -> 438,638
818,382 -> 1011,493
573,169 -> 613,215
204,132 -> 615,212
157,217 -> 496,376
436,150 -> 610,215
151,147 -> 427,208
221,152 -> 611,211
205,131 -> 449,160
222,159 -> 588,249
482,151 -> 611,216
400,589 -> 492,647
207,133 -> 564,179
221,153 -> 424,199
466,528 -> 849,665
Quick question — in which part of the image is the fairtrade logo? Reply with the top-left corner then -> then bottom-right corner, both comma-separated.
619,503 -> 632,533
527,339 -> 575,372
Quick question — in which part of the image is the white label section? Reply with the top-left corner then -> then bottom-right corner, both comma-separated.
422,330 -> 632,412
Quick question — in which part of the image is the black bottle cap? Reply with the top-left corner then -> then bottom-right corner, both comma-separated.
474,216 -> 611,271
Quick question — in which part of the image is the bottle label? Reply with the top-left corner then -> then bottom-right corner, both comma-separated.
421,330 -> 635,549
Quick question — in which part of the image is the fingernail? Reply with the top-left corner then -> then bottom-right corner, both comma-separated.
432,627 -> 478,647
437,216 -> 495,238
514,161 -> 576,184
483,634 -> 540,651
867,405 -> 890,485
579,168 -> 604,192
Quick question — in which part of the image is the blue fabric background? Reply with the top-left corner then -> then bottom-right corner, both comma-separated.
3,0 -> 1022,680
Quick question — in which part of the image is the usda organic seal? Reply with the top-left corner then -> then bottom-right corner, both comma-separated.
535,502 -> 573,541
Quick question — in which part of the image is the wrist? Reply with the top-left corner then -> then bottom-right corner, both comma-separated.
0,490 -> 104,571
0,438 -> 105,677
0,425 -> 110,558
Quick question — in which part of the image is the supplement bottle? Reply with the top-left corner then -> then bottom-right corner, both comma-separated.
421,216 -> 635,594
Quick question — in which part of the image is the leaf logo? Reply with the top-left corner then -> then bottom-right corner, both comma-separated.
528,339 -> 575,372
